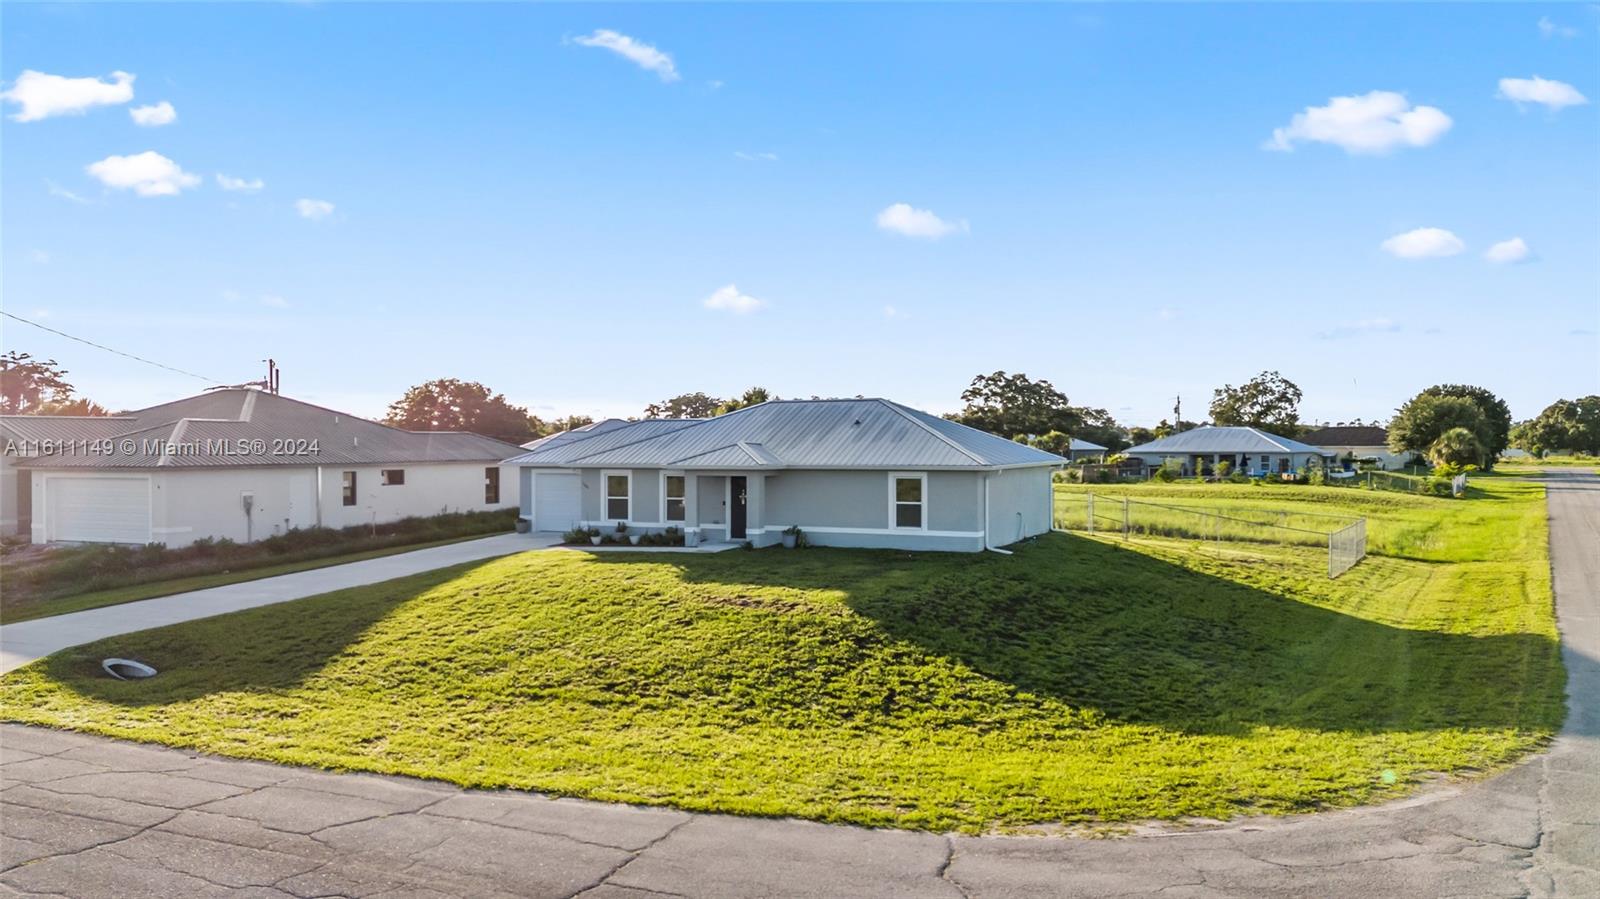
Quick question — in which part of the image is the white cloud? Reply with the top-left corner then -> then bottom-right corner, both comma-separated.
1497,76 -> 1589,111
128,100 -> 176,127
876,203 -> 969,239
703,283 -> 766,314
883,305 -> 903,319
295,198 -> 335,219
1381,227 -> 1465,259
260,294 -> 290,309
2,70 -> 134,122
85,151 -> 200,197
45,180 -> 90,204
1485,237 -> 1533,264
572,30 -> 680,82
1318,318 -> 1401,340
29,249 -> 50,264
1539,16 -> 1578,39
216,173 -> 264,192
734,151 -> 778,162
1264,90 -> 1452,154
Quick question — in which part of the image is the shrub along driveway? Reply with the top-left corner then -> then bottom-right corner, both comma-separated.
0,533 -> 558,674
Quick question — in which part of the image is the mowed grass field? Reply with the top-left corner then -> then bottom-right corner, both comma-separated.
0,477 -> 1563,832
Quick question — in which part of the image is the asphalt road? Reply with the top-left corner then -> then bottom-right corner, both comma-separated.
1,470 -> 1595,897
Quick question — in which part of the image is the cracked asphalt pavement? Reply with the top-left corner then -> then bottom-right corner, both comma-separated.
1,469 -> 1595,897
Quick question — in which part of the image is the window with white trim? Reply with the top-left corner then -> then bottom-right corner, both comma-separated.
890,472 -> 926,529
664,475 -> 686,522
604,472 -> 630,520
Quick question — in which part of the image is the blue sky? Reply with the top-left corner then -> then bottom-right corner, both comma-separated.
4,3 -> 1597,426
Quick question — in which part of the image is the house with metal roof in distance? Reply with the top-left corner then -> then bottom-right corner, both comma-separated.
1300,425 -> 1411,471
1,388 -> 523,546
1123,426 -> 1336,478
1067,438 -> 1107,461
505,398 -> 1066,552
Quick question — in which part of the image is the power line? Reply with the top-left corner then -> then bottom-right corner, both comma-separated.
0,310 -> 223,384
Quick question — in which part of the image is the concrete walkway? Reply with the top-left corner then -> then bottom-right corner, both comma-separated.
0,473 -> 1594,897
0,533 -> 558,674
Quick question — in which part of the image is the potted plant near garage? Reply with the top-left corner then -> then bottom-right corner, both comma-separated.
589,528 -> 603,546
781,525 -> 804,549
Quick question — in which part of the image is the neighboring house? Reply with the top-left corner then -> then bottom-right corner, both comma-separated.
1124,426 -> 1336,477
1,388 -> 522,546
1068,438 -> 1107,462
506,398 -> 1065,552
1300,425 -> 1411,471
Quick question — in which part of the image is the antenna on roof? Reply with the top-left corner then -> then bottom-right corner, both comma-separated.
261,358 -> 280,395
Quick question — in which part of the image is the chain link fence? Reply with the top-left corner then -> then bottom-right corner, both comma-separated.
1053,493 -> 1368,579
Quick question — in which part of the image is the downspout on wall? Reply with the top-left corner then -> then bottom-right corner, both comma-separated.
982,470 -> 1012,555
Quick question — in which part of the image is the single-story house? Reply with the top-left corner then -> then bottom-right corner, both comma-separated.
506,398 -> 1065,552
1300,425 -> 1411,471
1067,438 -> 1107,462
0,388 -> 522,546
1123,426 -> 1336,477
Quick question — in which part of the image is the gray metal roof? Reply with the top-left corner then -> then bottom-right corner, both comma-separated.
503,419 -> 702,466
518,418 -> 632,451
1069,438 -> 1106,451
510,399 -> 1065,470
1124,426 -> 1334,456
10,389 -> 523,469
0,415 -> 138,448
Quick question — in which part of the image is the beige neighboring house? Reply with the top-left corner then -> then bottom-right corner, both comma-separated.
1300,425 -> 1412,471
0,388 -> 522,547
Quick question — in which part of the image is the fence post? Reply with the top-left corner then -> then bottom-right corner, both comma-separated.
1122,498 -> 1129,541
1087,493 -> 1095,535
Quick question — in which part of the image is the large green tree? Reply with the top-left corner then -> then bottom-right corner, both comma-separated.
948,371 -> 1081,438
0,352 -> 108,415
644,392 -> 724,419
1209,370 -> 1303,434
1513,396 -> 1600,456
1072,407 -> 1130,453
1388,394 -> 1491,465
384,378 -> 542,444
1416,384 -> 1512,466
715,386 -> 776,416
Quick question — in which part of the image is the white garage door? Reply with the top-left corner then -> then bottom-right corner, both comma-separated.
533,473 -> 581,532
49,477 -> 151,544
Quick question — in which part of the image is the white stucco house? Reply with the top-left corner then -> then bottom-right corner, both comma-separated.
507,398 -> 1066,552
1300,426 -> 1412,471
1123,426 -> 1336,477
1,388 -> 522,546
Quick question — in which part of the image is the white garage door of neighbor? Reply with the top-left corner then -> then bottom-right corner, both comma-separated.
533,473 -> 581,532
49,477 -> 151,544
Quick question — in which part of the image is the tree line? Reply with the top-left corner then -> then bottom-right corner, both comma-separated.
9,350 -> 1593,462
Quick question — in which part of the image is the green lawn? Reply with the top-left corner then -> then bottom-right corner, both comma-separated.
0,534 -> 497,624
0,477 -> 1562,833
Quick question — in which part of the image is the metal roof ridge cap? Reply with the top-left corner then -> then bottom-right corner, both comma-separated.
159,419 -> 192,467
1251,427 -> 1295,452
877,399 -> 988,465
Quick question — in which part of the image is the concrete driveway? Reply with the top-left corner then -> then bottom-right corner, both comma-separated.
0,532 -> 558,674
0,473 -> 1594,897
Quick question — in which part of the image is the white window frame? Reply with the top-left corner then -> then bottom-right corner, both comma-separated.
888,471 -> 928,531
601,469 -> 632,522
660,471 -> 687,523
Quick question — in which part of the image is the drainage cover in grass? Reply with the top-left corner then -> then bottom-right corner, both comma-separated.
101,658 -> 157,680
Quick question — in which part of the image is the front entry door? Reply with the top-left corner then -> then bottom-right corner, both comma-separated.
730,476 -> 747,539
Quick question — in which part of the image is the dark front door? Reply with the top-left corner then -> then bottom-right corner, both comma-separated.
730,476 -> 747,539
